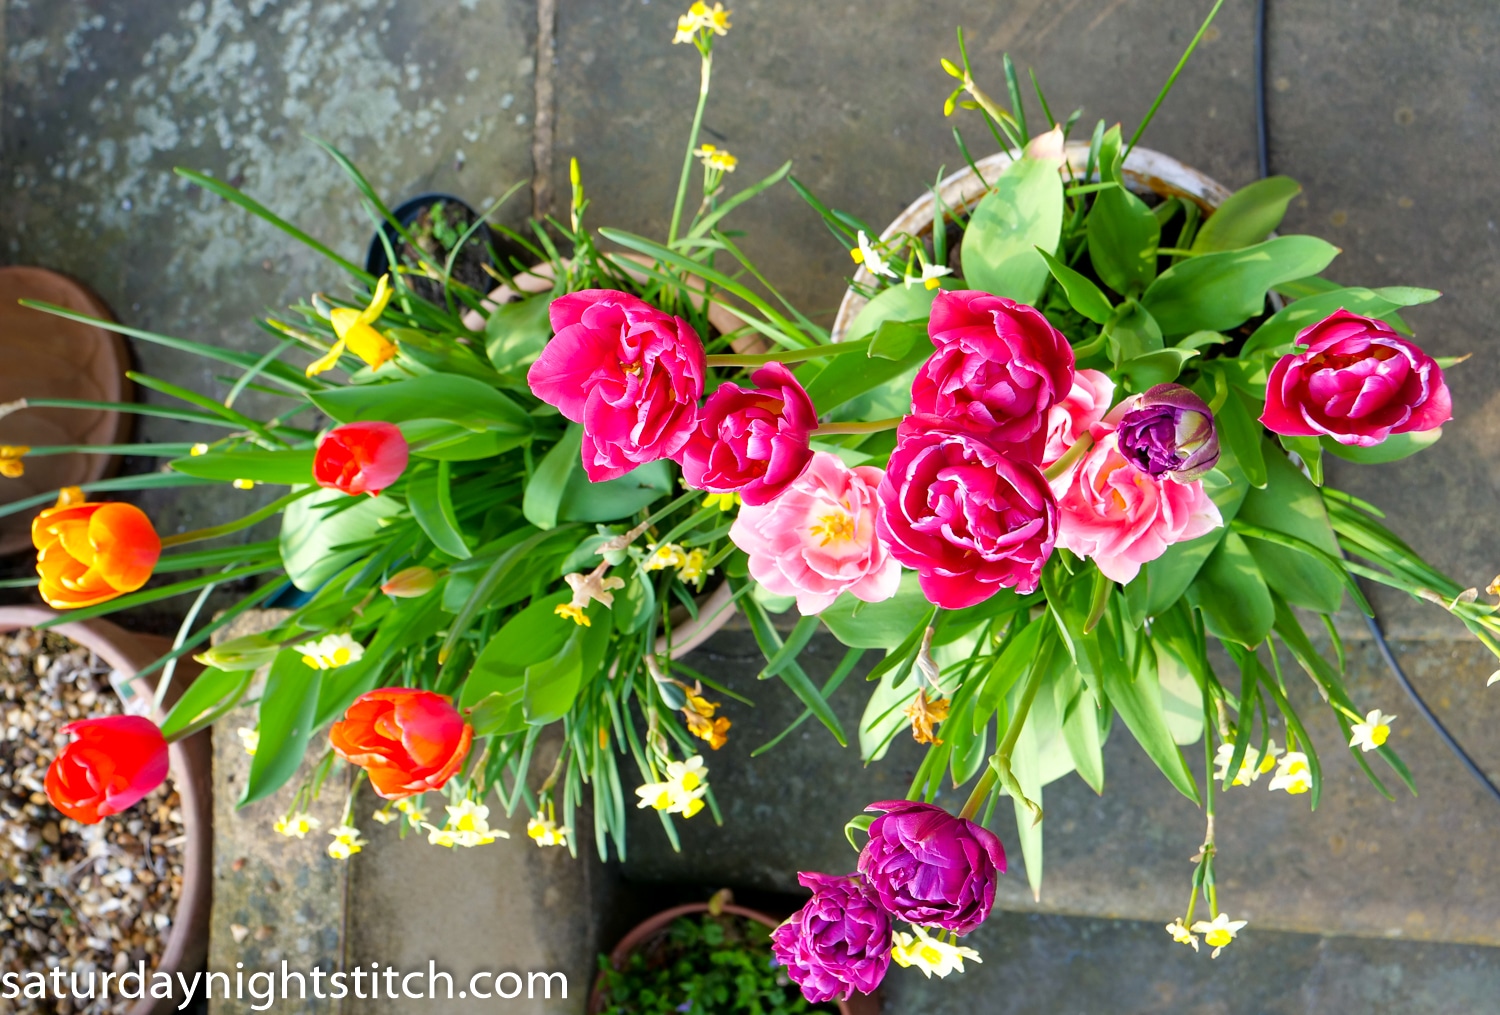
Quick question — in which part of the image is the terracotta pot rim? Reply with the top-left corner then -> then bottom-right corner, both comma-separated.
588,901 -> 870,1015
0,606 -> 211,1015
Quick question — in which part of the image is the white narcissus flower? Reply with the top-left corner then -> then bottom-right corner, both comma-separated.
1164,919 -> 1199,952
1190,913 -> 1248,958
527,816 -> 570,848
635,756 -> 709,818
890,925 -> 982,978
295,633 -> 365,671
326,824 -> 366,860
1268,751 -> 1313,795
904,262 -> 954,290
1349,709 -> 1397,752
274,812 -> 320,839
424,799 -> 508,848
850,231 -> 897,279
1213,739 -> 1283,787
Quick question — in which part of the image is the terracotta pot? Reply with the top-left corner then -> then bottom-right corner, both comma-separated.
0,606 -> 211,1015
831,143 -> 1241,342
588,901 -> 880,1015
0,268 -> 131,556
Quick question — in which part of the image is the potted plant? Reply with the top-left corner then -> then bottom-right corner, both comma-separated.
0,606 -> 211,1015
365,192 -> 498,307
590,891 -> 877,1015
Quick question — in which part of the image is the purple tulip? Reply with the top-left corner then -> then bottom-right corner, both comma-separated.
770,872 -> 892,1004
857,800 -> 1006,936
1115,383 -> 1220,482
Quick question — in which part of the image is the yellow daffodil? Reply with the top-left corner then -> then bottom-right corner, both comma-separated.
673,2 -> 731,43
1213,739 -> 1282,787
327,824 -> 366,860
526,815 -> 570,847
679,548 -> 709,584
890,926 -> 982,978
704,492 -> 740,512
1190,913 -> 1247,958
237,727 -> 260,756
0,445 -> 29,479
189,443 -> 209,456
904,263 -> 953,291
296,633 -> 365,670
1165,918 -> 1200,952
554,602 -> 592,627
425,799 -> 508,848
644,543 -> 689,572
694,143 -> 738,173
1349,709 -> 1397,752
274,812 -> 320,839
306,274 -> 398,377
850,230 -> 896,279
635,756 -> 709,817
1268,751 -> 1313,795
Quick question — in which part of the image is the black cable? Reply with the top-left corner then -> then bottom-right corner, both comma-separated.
1253,0 -> 1500,806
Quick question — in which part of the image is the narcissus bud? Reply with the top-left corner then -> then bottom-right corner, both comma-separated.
195,634 -> 281,671
381,566 -> 438,598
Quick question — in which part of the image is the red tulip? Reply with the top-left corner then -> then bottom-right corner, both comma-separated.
45,715 -> 170,824
328,689 -> 472,798
314,421 -> 409,496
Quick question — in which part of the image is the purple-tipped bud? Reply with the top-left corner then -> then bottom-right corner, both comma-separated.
857,800 -> 1006,936
770,872 -> 892,1004
1116,383 -> 1220,482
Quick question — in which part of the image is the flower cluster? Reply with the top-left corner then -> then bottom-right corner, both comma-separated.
770,800 -> 1005,1003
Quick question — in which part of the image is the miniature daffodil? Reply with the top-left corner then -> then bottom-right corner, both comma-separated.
306,274 -> 398,376
644,543 -> 689,572
273,812 -> 320,839
295,633 -> 365,671
635,756 -> 709,818
1349,709 -> 1397,752
679,548 -> 710,584
326,824 -> 366,860
1165,918 -> 1200,952
1268,751 -> 1313,795
890,925 -> 982,978
694,143 -> 739,173
904,262 -> 953,290
526,815 -> 570,847
850,230 -> 897,279
704,492 -> 740,512
237,727 -> 260,756
673,2 -> 731,43
1190,913 -> 1247,958
1213,739 -> 1282,787
424,799 -> 508,848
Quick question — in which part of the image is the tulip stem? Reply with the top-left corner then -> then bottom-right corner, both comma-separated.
812,418 -> 903,436
958,634 -> 1053,822
1041,433 -> 1093,482
705,337 -> 872,369
159,486 -> 319,548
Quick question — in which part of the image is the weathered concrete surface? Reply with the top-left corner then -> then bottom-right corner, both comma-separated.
208,609 -> 347,1015
881,909 -> 1500,1015
625,628 -> 1500,947
0,0 -> 538,629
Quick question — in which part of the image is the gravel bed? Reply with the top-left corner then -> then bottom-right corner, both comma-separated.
0,628 -> 184,1014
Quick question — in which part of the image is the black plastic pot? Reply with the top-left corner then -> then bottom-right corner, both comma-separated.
364,193 -> 495,303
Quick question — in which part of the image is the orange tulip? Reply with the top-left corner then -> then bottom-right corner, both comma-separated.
32,487 -> 162,609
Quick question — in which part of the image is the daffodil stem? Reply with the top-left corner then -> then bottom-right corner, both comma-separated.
667,50 -> 713,246
159,486 -> 319,548
1042,433 -> 1093,482
704,337 -> 872,369
812,418 -> 904,436
957,640 -> 1050,822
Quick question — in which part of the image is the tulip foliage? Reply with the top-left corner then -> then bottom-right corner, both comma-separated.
4,6 -> 1499,995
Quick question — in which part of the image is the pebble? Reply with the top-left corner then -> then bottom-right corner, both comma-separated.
0,629 -> 185,1014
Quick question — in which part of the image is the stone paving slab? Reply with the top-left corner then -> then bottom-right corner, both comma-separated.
624,627 -> 1500,947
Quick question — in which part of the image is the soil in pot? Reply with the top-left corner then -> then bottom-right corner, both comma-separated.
594,908 -> 840,1015
0,628 -> 184,1014
368,196 -> 495,306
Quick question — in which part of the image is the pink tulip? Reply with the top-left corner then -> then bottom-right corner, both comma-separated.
1042,368 -> 1115,467
729,452 -> 899,615
676,362 -> 817,505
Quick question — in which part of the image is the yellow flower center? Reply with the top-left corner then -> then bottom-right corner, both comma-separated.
1369,723 -> 1390,747
809,511 -> 856,546
1204,929 -> 1233,947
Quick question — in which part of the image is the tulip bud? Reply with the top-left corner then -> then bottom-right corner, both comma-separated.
195,634 -> 281,671
381,566 -> 437,598
46,716 -> 169,823
1115,383 -> 1220,482
314,421 -> 410,497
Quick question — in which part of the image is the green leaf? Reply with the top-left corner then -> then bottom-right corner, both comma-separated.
1087,127 -> 1161,295
523,630 -> 584,724
1321,429 -> 1442,463
1060,684 -> 1106,793
408,461 -> 472,559
1278,434 -> 1324,485
1036,247 -> 1112,325
960,153 -> 1065,305
972,617 -> 1047,734
1241,285 -> 1441,357
1142,236 -> 1340,336
390,328 -> 503,385
1187,532 -> 1274,647
523,426 -> 580,530
844,284 -> 939,343
1100,619 -> 1199,803
1192,176 -> 1302,252
1237,446 -> 1345,613
866,318 -> 924,361
1214,383 -> 1267,488
462,591 -> 577,707
558,458 -> 674,523
802,322 -> 931,418
1116,348 -> 1197,390
169,449 -> 315,485
485,292 -> 554,375
310,373 -> 534,436
399,419 -> 523,461
242,651 -> 323,805
1106,299 -> 1163,365
160,668 -> 251,739
1008,704 -> 1046,899
820,572 -> 929,649
612,565 -> 657,634
279,486 -> 404,592
740,591 -> 848,746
